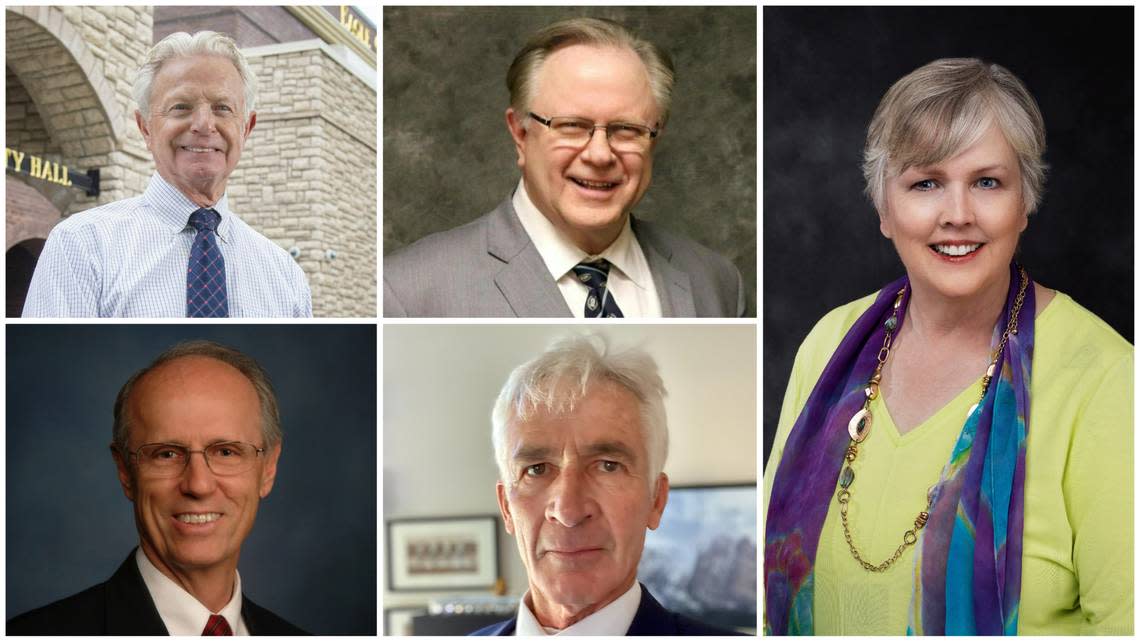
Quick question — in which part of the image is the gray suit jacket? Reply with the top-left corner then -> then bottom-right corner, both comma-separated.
384,198 -> 746,317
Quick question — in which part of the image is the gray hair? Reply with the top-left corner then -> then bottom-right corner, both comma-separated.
863,58 -> 1047,215
132,31 -> 257,119
112,340 -> 281,454
491,334 -> 668,493
507,17 -> 676,128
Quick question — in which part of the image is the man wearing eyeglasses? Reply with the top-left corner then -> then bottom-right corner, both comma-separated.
383,17 -> 745,318
6,340 -> 305,635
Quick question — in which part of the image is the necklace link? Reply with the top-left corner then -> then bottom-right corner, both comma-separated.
837,268 -> 1029,572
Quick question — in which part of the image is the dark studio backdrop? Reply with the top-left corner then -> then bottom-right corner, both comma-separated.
763,6 -> 1134,464
383,6 -> 757,315
6,324 -> 377,635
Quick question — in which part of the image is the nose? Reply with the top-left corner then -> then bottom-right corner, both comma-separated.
577,127 -> 617,167
545,467 -> 595,527
190,105 -> 216,134
179,451 -> 218,496
940,184 -> 976,227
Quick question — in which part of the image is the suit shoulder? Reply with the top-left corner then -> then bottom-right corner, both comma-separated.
637,220 -> 735,263
670,612 -> 747,636
384,214 -> 489,275
468,617 -> 513,636
7,581 -> 109,635
243,595 -> 309,635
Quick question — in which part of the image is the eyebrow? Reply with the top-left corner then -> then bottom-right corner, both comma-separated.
970,165 -> 1009,174
581,441 -> 636,461
510,441 -> 637,463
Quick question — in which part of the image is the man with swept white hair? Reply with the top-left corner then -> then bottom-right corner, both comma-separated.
23,31 -> 311,318
475,334 -> 737,635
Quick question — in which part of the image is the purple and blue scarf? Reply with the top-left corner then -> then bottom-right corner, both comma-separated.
764,263 -> 1034,635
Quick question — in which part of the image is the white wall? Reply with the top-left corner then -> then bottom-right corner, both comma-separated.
381,324 -> 756,611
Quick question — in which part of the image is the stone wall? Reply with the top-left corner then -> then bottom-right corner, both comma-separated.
236,42 -> 376,317
6,6 -> 153,214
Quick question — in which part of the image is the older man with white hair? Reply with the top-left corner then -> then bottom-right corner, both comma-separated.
475,335 -> 739,636
23,31 -> 311,318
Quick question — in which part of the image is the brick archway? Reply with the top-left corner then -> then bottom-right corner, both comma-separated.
6,6 -> 152,217
6,7 -> 127,153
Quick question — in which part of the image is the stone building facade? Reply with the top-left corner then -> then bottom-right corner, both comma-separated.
5,5 -> 376,317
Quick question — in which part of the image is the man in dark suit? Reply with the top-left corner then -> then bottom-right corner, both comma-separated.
7,341 -> 305,635
384,17 -> 746,318
477,336 -> 738,635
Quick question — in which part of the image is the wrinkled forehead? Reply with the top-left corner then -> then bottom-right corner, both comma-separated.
128,356 -> 261,439
507,379 -> 645,445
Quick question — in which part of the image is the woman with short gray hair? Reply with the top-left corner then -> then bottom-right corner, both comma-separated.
765,59 -> 1132,635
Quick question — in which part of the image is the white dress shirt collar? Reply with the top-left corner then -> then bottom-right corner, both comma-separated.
135,547 -> 248,635
143,172 -> 234,244
514,581 -> 641,636
512,179 -> 651,291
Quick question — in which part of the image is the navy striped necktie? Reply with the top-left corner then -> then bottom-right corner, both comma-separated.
571,259 -> 624,318
186,208 -> 229,318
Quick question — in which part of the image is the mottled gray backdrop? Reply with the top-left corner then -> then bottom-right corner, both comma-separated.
383,6 -> 757,314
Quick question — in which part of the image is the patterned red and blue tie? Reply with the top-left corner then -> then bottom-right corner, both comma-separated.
201,614 -> 233,635
186,208 -> 229,318
572,259 -> 624,318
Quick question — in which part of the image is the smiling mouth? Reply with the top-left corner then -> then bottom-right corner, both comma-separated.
181,146 -> 222,153
569,177 -> 619,191
931,243 -> 983,257
176,512 -> 222,524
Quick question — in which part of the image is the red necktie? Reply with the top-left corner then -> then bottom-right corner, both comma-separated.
202,614 -> 233,635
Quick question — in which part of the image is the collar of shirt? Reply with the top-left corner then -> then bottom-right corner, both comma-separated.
514,581 -> 641,636
511,179 -> 651,291
142,172 -> 235,244
135,547 -> 248,635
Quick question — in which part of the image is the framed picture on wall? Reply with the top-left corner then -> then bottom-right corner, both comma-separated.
638,483 -> 758,632
384,606 -> 427,636
387,515 -> 500,591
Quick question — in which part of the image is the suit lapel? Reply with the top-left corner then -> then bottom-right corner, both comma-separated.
624,584 -> 678,635
104,551 -> 170,635
485,199 -> 572,317
634,219 -> 695,317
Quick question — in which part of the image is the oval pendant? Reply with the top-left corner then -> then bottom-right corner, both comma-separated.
839,466 -> 855,488
848,408 -> 872,442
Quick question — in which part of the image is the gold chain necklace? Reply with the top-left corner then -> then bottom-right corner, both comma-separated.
836,267 -> 1029,572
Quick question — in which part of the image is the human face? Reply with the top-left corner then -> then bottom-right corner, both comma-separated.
113,356 -> 279,584
880,124 -> 1028,303
135,54 -> 255,207
496,382 -> 668,628
506,44 -> 660,255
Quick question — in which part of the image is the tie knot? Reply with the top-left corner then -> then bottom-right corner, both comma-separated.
202,614 -> 233,635
571,259 -> 612,287
188,208 -> 221,233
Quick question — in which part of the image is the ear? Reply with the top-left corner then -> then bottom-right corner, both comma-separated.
646,473 -> 669,530
243,111 -> 257,142
878,205 -> 893,240
111,445 -> 135,502
135,110 -> 152,150
258,443 -> 281,498
496,481 -> 516,535
505,108 -> 528,170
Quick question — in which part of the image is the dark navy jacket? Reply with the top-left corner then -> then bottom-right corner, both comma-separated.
470,583 -> 744,636
7,550 -> 307,636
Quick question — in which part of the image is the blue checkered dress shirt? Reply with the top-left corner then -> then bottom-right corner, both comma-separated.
22,172 -> 312,318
